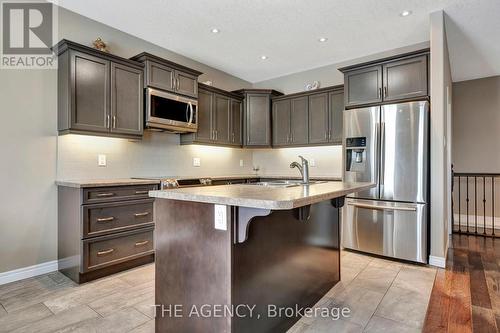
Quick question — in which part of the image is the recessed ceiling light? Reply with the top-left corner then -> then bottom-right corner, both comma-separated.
400,10 -> 412,17
260,55 -> 268,60
318,37 -> 328,42
211,28 -> 220,33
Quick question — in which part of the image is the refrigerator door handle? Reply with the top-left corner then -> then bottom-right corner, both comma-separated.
380,122 -> 386,186
347,202 -> 417,212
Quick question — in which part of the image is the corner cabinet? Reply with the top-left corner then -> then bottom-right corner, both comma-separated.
340,52 -> 429,109
271,86 -> 344,147
56,40 -> 144,139
232,89 -> 284,148
130,52 -> 202,99
181,84 -> 243,147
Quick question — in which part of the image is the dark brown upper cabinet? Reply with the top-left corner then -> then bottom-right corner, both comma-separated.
290,97 -> 309,145
232,89 -> 283,148
382,55 -> 428,102
308,92 -> 330,144
340,51 -> 429,109
272,99 -> 291,146
230,99 -> 242,145
56,40 -> 144,139
329,90 -> 344,144
130,52 -> 202,99
272,86 -> 344,147
344,65 -> 383,108
181,84 -> 243,147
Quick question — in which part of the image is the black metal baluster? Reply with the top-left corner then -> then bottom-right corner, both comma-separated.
458,176 -> 461,233
483,176 -> 486,235
466,176 -> 469,233
493,176 -> 495,236
475,176 -> 478,234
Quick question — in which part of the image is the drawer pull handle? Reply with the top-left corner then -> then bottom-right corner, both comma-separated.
134,212 -> 150,217
96,193 -> 115,197
97,248 -> 115,256
97,217 -> 115,222
135,240 -> 149,247
135,190 -> 149,195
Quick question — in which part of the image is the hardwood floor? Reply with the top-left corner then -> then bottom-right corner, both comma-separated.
423,234 -> 500,333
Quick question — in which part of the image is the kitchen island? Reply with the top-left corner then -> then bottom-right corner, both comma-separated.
149,181 -> 373,333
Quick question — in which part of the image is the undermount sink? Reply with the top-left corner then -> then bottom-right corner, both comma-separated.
247,180 -> 327,188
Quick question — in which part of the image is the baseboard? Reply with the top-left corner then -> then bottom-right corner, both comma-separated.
0,260 -> 58,286
429,255 -> 446,268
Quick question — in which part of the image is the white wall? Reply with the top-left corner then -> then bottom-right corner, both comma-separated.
253,42 -> 430,95
429,10 -> 453,264
57,133 -> 253,180
253,146 -> 343,178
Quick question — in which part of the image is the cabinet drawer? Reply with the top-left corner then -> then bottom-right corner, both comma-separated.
83,199 -> 154,238
83,184 -> 158,204
84,228 -> 154,272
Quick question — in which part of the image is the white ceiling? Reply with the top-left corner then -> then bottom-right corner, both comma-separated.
55,0 -> 500,83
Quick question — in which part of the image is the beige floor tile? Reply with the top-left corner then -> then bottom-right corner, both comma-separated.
43,275 -> 130,314
116,264 -> 155,287
56,307 -> 150,333
326,281 -> 350,299
392,266 -> 436,296
347,266 -> 399,293
342,252 -> 373,271
300,296 -> 345,325
340,265 -> 363,285
375,285 -> 429,328
0,304 -> 6,317
367,258 -> 404,272
0,274 -> 65,298
133,294 -> 156,319
301,317 -> 363,333
10,304 -> 99,333
0,303 -> 53,333
129,319 -> 155,333
364,315 -> 421,333
287,321 -> 310,333
0,276 -> 75,312
88,280 -> 154,317
333,286 -> 386,327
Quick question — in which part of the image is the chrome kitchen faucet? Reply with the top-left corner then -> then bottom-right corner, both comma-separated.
290,155 -> 310,184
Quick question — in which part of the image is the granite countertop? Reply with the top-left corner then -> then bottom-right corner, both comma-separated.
55,174 -> 342,188
149,181 -> 374,210
55,178 -> 161,188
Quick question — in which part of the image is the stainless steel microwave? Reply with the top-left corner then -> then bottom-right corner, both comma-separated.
145,87 -> 198,133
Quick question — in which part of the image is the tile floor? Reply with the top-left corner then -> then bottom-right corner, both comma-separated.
0,251 -> 436,332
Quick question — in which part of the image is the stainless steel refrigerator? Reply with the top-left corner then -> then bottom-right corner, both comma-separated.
342,101 -> 429,263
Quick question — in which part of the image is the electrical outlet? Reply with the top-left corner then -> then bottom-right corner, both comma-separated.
214,205 -> 227,230
309,158 -> 316,167
98,154 -> 107,167
240,159 -> 244,167
193,157 -> 201,167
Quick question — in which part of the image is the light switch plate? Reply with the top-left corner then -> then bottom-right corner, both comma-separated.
214,205 -> 227,230
193,157 -> 201,167
309,159 -> 316,167
98,154 -> 107,167
240,159 -> 244,167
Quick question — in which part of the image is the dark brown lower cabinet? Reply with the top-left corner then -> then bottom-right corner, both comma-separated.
58,183 -> 158,283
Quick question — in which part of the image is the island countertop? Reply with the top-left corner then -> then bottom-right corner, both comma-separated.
149,181 -> 374,210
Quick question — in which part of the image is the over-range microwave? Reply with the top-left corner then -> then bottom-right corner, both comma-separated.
145,87 -> 198,133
